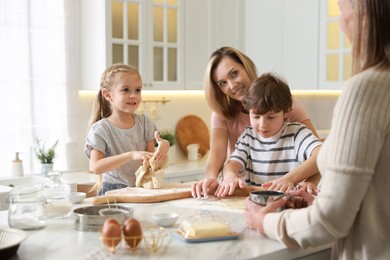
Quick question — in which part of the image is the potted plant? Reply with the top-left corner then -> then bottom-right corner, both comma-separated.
159,129 -> 176,147
158,129 -> 176,164
35,138 -> 59,176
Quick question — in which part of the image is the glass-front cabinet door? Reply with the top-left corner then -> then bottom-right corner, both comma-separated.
108,0 -> 183,90
319,0 -> 352,89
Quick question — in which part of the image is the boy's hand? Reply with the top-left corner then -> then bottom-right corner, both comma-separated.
214,174 -> 245,197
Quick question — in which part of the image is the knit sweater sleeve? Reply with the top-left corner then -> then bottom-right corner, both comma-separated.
263,68 -> 390,249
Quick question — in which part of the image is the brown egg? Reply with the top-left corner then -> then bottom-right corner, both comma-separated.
104,217 -> 120,227
102,221 -> 122,248
123,218 -> 143,249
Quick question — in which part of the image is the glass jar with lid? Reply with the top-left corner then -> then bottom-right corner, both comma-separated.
8,184 -> 47,230
44,171 -> 72,218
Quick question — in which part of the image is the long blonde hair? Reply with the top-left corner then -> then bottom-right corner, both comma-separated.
88,63 -> 141,194
204,47 -> 258,120
88,63 -> 141,129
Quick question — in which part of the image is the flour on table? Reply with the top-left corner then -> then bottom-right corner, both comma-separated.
170,195 -> 246,213
219,197 -> 246,210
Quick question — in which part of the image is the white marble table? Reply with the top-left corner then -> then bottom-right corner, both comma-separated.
0,196 -> 331,260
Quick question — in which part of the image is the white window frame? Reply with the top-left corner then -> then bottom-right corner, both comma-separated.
319,0 -> 352,90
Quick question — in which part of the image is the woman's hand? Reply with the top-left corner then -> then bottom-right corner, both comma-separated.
296,181 -> 319,195
261,176 -> 295,193
285,189 -> 315,209
244,196 -> 288,235
191,177 -> 219,198
296,172 -> 320,195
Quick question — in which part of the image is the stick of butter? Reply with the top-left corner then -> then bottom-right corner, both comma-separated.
182,221 -> 230,238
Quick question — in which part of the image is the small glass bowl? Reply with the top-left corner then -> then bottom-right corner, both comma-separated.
152,212 -> 178,227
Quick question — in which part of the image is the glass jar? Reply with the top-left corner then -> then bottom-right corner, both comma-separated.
44,171 -> 72,218
8,184 -> 47,230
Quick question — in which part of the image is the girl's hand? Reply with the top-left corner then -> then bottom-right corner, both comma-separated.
191,177 -> 219,198
262,176 -> 295,193
153,131 -> 169,166
130,151 -> 154,164
214,175 -> 245,197
244,196 -> 288,235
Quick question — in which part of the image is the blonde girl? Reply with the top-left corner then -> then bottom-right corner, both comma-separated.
85,64 -> 169,195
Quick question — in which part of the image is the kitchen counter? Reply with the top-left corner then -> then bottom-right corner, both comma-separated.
0,196 -> 331,260
62,157 -> 207,187
163,157 -> 207,183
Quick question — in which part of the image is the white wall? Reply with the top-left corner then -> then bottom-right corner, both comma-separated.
73,90 -> 339,172
75,91 -> 213,171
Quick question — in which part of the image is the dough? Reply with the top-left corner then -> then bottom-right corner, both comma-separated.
135,144 -> 168,189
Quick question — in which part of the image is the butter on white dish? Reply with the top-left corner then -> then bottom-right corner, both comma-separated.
181,220 -> 230,238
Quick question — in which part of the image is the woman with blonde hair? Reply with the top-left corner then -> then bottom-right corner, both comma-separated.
192,46 -> 320,198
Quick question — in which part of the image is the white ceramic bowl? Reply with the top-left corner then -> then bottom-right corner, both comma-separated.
0,228 -> 28,258
153,213 -> 179,227
70,192 -> 86,204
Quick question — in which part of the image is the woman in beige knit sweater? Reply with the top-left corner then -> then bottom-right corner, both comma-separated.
244,0 -> 390,259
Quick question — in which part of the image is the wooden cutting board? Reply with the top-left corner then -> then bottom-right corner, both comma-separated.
91,183 -> 192,205
176,115 -> 210,157
90,184 -> 263,205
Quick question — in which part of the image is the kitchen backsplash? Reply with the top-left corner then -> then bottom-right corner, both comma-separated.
74,90 -> 340,171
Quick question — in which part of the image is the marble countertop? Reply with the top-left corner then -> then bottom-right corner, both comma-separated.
0,196 -> 331,260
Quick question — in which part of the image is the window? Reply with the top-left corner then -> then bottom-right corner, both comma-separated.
0,0 -> 80,176
319,0 -> 352,89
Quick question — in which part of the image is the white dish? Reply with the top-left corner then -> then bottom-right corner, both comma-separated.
70,192 -> 86,204
173,230 -> 240,243
153,213 -> 178,227
0,228 -> 28,258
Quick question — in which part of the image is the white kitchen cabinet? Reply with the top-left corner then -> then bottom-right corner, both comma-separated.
80,0 -> 184,90
184,0 -> 244,89
244,0 -> 320,90
108,0 -> 184,90
164,159 -> 206,183
80,0 -> 109,90
80,0 -> 243,90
